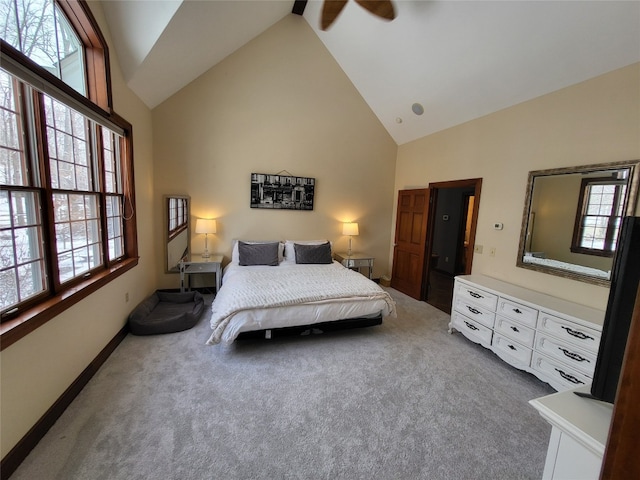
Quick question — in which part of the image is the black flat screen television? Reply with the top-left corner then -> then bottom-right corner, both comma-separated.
579,216 -> 640,404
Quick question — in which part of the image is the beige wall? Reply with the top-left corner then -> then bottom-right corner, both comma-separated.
394,63 -> 640,310
152,15 -> 397,289
0,1 -> 157,458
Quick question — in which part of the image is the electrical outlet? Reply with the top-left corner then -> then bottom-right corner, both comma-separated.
489,247 -> 496,257
125,292 -> 129,303
474,245 -> 483,254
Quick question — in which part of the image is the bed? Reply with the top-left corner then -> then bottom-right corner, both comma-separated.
205,240 -> 396,346
522,255 -> 611,279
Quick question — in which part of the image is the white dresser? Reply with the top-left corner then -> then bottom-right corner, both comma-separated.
449,274 -> 605,391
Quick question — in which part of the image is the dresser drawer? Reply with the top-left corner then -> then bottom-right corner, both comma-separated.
497,298 -> 538,328
454,298 -> 496,328
531,352 -> 591,391
537,312 -> 601,353
534,333 -> 597,377
455,282 -> 498,311
494,315 -> 536,347
492,333 -> 532,367
451,311 -> 493,347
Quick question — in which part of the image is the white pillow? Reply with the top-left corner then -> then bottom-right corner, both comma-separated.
283,240 -> 332,263
232,240 -> 284,264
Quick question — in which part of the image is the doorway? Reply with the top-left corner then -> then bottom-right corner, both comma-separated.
423,179 -> 482,313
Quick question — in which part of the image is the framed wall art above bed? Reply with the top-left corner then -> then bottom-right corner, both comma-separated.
250,172 -> 315,210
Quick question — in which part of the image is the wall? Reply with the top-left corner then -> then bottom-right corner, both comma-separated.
0,1 -> 157,459
394,63 -> 640,310
152,15 -> 397,289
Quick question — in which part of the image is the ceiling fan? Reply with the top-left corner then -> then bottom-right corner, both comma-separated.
321,0 -> 396,30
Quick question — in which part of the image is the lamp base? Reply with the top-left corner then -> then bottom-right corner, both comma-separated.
202,234 -> 211,258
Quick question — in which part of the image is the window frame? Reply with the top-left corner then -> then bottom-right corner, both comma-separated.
167,196 -> 188,240
570,176 -> 627,258
0,1 -> 137,350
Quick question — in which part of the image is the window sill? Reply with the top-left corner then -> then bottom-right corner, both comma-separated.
0,258 -> 138,351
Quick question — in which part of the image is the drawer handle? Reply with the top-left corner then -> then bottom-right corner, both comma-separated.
558,348 -> 590,363
510,326 -> 520,333
468,290 -> 484,299
512,308 -> 523,315
507,344 -> 517,351
561,326 -> 594,341
464,321 -> 479,331
466,306 -> 481,315
555,368 -> 584,385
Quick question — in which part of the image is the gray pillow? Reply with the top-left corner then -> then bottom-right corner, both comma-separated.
238,241 -> 280,266
294,242 -> 332,264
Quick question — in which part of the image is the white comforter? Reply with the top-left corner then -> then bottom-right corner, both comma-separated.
206,261 -> 396,345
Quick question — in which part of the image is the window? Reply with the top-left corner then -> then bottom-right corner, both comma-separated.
571,176 -> 627,257
1,0 -> 86,94
1,1 -> 137,347
168,197 -> 188,239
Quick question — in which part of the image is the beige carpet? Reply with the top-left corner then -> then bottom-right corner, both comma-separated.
11,287 -> 554,480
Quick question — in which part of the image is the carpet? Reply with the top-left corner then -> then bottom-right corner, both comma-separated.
11,287 -> 554,480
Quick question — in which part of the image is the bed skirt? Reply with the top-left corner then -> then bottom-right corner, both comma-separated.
235,314 -> 383,341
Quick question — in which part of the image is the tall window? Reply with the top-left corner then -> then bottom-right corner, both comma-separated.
1,71 -> 47,309
1,1 -> 136,337
571,177 -> 627,257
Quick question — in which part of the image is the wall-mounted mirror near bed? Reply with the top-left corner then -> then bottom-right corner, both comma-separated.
517,160 -> 640,286
165,195 -> 190,273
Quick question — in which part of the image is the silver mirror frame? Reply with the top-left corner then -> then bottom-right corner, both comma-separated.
517,160 -> 640,286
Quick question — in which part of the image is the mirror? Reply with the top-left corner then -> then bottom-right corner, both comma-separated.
517,160 -> 640,286
165,195 -> 190,273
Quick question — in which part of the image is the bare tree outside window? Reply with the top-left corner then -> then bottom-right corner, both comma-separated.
1,0 -> 85,94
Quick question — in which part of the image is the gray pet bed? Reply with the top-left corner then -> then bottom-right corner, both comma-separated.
128,290 -> 205,335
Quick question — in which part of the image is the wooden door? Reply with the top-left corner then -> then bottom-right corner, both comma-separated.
391,189 -> 430,299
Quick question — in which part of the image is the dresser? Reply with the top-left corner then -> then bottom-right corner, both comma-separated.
449,274 -> 605,391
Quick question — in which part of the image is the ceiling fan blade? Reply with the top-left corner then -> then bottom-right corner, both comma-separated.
355,0 -> 396,21
321,0 -> 348,30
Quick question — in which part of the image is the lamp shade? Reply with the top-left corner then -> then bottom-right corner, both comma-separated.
342,222 -> 359,236
195,218 -> 217,234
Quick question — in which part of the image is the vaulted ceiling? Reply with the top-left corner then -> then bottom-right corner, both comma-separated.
101,0 -> 640,145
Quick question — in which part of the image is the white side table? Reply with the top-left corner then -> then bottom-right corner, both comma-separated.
334,252 -> 374,279
529,385 -> 613,480
179,254 -> 223,293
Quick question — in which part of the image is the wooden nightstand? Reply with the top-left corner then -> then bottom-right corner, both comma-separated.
334,252 -> 374,279
179,254 -> 223,293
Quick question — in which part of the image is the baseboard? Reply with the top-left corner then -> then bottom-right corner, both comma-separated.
1,325 -> 129,480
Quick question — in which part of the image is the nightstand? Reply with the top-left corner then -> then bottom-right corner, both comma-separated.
334,252 -> 374,279
179,254 -> 223,293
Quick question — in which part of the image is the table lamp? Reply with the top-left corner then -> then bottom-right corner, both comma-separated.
195,218 -> 216,258
342,222 -> 359,256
